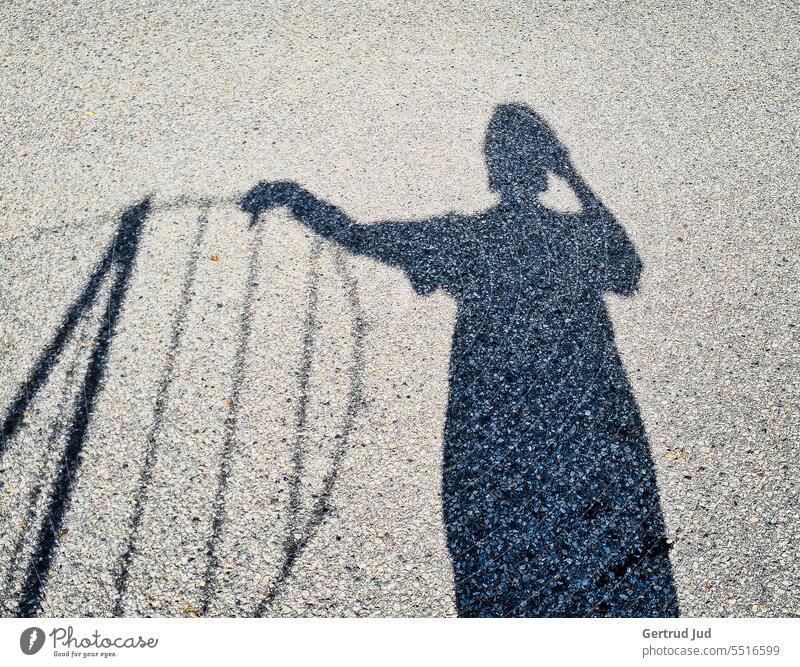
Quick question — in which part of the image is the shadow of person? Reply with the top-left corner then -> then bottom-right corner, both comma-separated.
240,103 -> 678,617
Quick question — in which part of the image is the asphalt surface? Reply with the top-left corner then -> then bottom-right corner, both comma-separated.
0,1 -> 797,617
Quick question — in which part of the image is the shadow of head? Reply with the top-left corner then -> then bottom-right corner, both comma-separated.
485,104 -> 569,201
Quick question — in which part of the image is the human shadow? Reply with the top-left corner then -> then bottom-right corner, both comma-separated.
240,103 -> 678,617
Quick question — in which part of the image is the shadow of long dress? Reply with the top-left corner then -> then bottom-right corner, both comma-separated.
237,104 -> 679,616
422,203 -> 678,616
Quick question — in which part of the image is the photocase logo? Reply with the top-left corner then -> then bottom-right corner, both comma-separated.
16,625 -> 158,658
20,627 -> 45,655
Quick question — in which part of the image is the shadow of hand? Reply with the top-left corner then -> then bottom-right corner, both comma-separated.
239,181 -> 298,226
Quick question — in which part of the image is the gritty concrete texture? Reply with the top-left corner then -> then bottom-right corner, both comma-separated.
0,1 -> 798,617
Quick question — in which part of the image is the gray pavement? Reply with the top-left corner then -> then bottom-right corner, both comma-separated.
0,1 -> 797,617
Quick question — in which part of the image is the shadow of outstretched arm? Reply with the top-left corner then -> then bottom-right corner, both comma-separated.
239,180 -> 452,295
239,181 -> 367,248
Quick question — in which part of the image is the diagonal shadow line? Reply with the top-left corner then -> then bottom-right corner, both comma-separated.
255,246 -> 365,617
0,316 -> 90,614
1,226 -> 116,460
254,238 -> 321,616
15,198 -> 151,617
112,209 -> 209,617
198,217 -> 266,616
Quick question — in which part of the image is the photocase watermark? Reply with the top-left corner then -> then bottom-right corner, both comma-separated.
18,625 -> 158,659
20,627 -> 45,655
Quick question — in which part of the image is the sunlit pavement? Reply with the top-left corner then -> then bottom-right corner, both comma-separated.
0,2 -> 797,617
